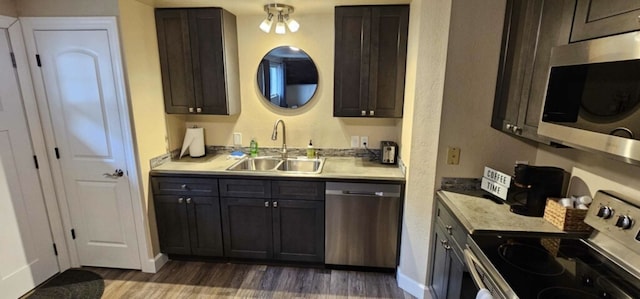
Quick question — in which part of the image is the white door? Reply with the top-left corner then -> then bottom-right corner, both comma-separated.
0,29 -> 59,298
33,30 -> 141,269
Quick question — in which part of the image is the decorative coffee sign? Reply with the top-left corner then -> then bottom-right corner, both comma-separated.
481,166 -> 511,200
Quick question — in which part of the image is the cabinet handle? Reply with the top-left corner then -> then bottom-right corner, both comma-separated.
186,198 -> 192,204
178,197 -> 184,204
506,123 -> 513,130
440,239 -> 451,250
445,225 -> 453,234
361,110 -> 366,116
196,107 -> 202,113
265,201 -> 270,208
181,184 -> 187,190
370,110 -> 374,116
188,107 -> 194,113
273,201 -> 278,208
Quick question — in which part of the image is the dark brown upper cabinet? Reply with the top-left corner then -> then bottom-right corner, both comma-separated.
492,0 -> 575,143
155,8 -> 240,115
571,0 -> 640,42
334,5 -> 409,118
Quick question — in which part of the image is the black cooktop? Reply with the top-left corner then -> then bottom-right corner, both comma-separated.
471,234 -> 640,299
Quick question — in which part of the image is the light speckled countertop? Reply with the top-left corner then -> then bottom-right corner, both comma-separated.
151,155 -> 405,182
438,190 -> 583,236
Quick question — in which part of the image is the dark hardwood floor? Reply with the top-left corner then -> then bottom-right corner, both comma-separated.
87,261 -> 414,298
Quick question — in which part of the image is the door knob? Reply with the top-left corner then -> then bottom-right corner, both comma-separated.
103,169 -> 124,179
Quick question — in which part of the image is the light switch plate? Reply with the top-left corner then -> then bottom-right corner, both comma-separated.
351,136 -> 360,148
233,133 -> 242,146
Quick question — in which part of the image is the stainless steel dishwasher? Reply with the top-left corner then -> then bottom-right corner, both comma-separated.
325,182 -> 402,268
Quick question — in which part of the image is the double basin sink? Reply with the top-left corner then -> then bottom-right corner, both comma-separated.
226,156 -> 325,174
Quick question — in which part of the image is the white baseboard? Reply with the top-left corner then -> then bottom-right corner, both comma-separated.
397,267 -> 431,299
141,253 -> 168,273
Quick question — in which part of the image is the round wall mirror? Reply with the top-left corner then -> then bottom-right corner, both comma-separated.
257,46 -> 318,109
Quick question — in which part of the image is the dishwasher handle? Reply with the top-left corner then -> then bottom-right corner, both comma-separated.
325,189 -> 400,197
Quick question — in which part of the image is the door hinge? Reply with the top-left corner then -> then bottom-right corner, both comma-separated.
55,147 -> 60,159
10,52 -> 16,68
33,155 -> 39,169
53,243 -> 58,256
36,54 -> 41,67
71,229 -> 76,239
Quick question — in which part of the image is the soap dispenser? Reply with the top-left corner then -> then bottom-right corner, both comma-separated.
250,138 -> 258,157
307,140 -> 315,159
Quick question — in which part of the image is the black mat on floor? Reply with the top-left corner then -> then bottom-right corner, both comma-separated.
28,269 -> 104,299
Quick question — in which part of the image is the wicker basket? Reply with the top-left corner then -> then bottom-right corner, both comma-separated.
543,198 -> 593,232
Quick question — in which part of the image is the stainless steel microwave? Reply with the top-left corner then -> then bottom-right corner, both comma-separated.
539,31 -> 640,165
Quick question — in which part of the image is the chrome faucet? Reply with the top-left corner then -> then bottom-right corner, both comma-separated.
271,119 -> 287,159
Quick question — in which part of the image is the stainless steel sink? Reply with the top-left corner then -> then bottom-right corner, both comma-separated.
226,157 -> 324,174
277,158 -> 324,173
226,157 -> 282,171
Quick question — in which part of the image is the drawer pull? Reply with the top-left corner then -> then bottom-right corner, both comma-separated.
445,225 -> 453,234
181,184 -> 187,190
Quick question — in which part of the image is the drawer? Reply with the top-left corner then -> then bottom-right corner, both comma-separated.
219,179 -> 271,198
435,200 -> 467,252
272,181 -> 324,201
152,177 -> 218,196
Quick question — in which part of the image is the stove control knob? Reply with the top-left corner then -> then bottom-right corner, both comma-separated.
597,206 -> 614,219
615,215 -> 633,229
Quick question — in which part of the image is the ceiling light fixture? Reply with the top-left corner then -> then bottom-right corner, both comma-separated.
260,3 -> 299,34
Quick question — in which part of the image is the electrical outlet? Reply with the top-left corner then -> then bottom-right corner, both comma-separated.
233,133 -> 242,146
351,136 -> 360,148
360,136 -> 369,148
447,147 -> 461,165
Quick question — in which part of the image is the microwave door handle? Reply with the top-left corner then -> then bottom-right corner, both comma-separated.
463,248 -> 488,291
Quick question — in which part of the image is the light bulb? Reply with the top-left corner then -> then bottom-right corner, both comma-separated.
259,13 -> 273,33
275,13 -> 286,34
285,16 -> 299,32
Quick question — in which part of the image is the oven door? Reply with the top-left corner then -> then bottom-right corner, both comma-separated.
465,236 -> 516,299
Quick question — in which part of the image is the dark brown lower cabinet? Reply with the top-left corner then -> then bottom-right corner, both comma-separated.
221,197 -> 325,263
220,179 -> 325,263
154,195 -> 224,256
273,199 -> 325,262
220,197 -> 272,259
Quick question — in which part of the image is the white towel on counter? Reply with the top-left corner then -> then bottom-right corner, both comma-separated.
476,288 -> 494,299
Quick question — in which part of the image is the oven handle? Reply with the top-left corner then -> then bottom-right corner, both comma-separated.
464,248 -> 488,290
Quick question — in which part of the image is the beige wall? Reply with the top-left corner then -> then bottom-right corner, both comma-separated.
0,0 -> 16,16
536,146 -> 640,201
182,13 -> 402,150
118,0 -> 168,257
17,0 -> 118,16
435,0 -> 537,182
397,0 -> 452,290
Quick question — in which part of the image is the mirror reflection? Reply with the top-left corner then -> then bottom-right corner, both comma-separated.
257,46 -> 318,109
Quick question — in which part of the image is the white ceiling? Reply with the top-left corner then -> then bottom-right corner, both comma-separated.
147,0 -> 411,16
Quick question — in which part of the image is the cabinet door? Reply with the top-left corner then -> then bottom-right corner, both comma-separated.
492,0 -> 574,142
368,6 -> 409,118
186,196 -> 224,256
571,0 -> 640,42
272,199 -> 325,262
430,224 -> 451,299
189,8 -> 229,114
446,249 -> 465,299
334,6 -> 371,117
154,195 -> 191,255
155,9 -> 195,114
221,197 -> 272,259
